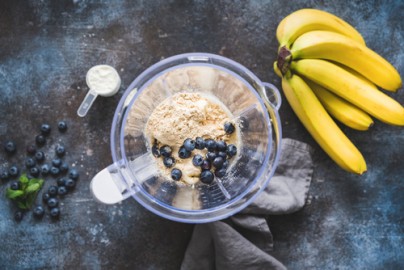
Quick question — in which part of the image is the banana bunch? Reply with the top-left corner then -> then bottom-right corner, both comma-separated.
274,8 -> 404,174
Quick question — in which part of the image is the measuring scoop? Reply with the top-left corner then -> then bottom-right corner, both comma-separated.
77,65 -> 121,117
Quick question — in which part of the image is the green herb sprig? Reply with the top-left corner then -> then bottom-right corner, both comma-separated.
6,174 -> 44,210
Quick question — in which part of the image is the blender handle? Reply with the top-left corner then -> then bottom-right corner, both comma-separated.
261,82 -> 282,110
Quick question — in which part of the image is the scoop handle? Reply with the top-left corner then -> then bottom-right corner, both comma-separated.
77,89 -> 98,117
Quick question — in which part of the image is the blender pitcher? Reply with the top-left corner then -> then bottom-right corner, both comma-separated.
90,53 -> 282,223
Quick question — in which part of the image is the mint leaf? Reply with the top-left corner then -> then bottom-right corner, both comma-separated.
16,201 -> 29,210
25,183 -> 40,194
6,188 -> 24,199
28,178 -> 44,187
19,174 -> 29,190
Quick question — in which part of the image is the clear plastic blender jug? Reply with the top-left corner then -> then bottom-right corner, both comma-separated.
90,53 -> 282,223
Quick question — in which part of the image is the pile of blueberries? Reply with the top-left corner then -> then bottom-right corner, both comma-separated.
152,122 -> 237,184
1,121 -> 80,221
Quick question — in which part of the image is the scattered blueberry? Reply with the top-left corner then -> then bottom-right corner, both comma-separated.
50,166 -> 60,176
183,138 -> 196,151
201,160 -> 211,170
214,168 -> 227,178
192,154 -> 204,167
57,121 -> 67,132
48,186 -> 58,197
205,139 -> 217,152
206,152 -> 217,161
25,157 -> 36,168
212,156 -> 224,169
222,160 -> 229,169
217,151 -> 227,159
227,144 -> 237,157
47,197 -> 59,208
35,151 -> 45,162
0,170 -> 10,181
224,122 -> 235,134
35,134 -> 46,145
68,169 -> 79,180
59,162 -> 69,173
50,207 -> 60,218
55,145 -> 65,157
41,164 -> 50,175
10,181 -> 20,190
152,144 -> 161,158
65,178 -> 76,190
8,166 -> 19,177
200,170 -> 214,184
195,137 -> 205,150
163,156 -> 175,168
178,146 -> 191,159
14,210 -> 23,222
42,192 -> 51,203
33,205 -> 45,218
26,144 -> 37,155
52,158 -> 62,167
57,177 -> 67,187
4,141 -> 17,154
171,168 -> 182,181
58,186 -> 68,196
29,167 -> 40,177
40,124 -> 51,135
160,145 -> 172,157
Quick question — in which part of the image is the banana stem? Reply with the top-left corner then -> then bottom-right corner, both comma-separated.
277,46 -> 293,76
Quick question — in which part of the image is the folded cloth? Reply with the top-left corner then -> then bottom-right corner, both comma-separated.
181,138 -> 314,270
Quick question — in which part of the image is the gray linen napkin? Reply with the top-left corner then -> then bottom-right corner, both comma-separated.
181,138 -> 314,270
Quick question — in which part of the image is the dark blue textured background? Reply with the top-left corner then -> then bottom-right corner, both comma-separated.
0,0 -> 403,269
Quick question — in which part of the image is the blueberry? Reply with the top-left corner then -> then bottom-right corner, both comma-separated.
55,145 -> 65,157
4,141 -> 16,154
50,207 -> 60,218
10,181 -> 20,190
224,122 -> 235,134
68,169 -> 79,180
217,151 -> 227,159
206,152 -> 217,161
47,197 -> 59,208
48,185 -> 58,197
205,139 -> 217,152
201,160 -> 211,170
50,167 -> 60,176
8,166 -> 19,177
42,192 -> 51,203
227,144 -> 237,157
178,146 -> 191,159
35,151 -> 45,162
183,138 -> 196,151
41,164 -> 50,175
192,154 -> 204,167
14,210 -> 23,222
59,162 -> 69,173
215,168 -> 227,178
195,137 -> 205,150
25,157 -> 36,168
52,158 -> 62,167
160,145 -> 172,157
29,167 -> 40,177
65,178 -> 76,190
212,157 -> 224,169
222,160 -> 229,169
57,121 -> 67,132
35,134 -> 46,145
163,156 -> 175,168
33,205 -> 45,218
57,177 -> 67,186
200,170 -> 214,184
40,124 -> 51,135
26,144 -> 37,155
58,186 -> 68,196
152,144 -> 161,158
0,170 -> 10,181
171,168 -> 182,181
216,140 -> 227,151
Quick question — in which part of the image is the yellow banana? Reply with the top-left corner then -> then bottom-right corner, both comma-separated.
290,31 -> 402,91
281,73 -> 366,174
305,79 -> 374,131
291,59 -> 404,126
276,8 -> 365,48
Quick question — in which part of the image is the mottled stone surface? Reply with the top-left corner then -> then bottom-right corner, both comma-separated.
0,0 -> 403,269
